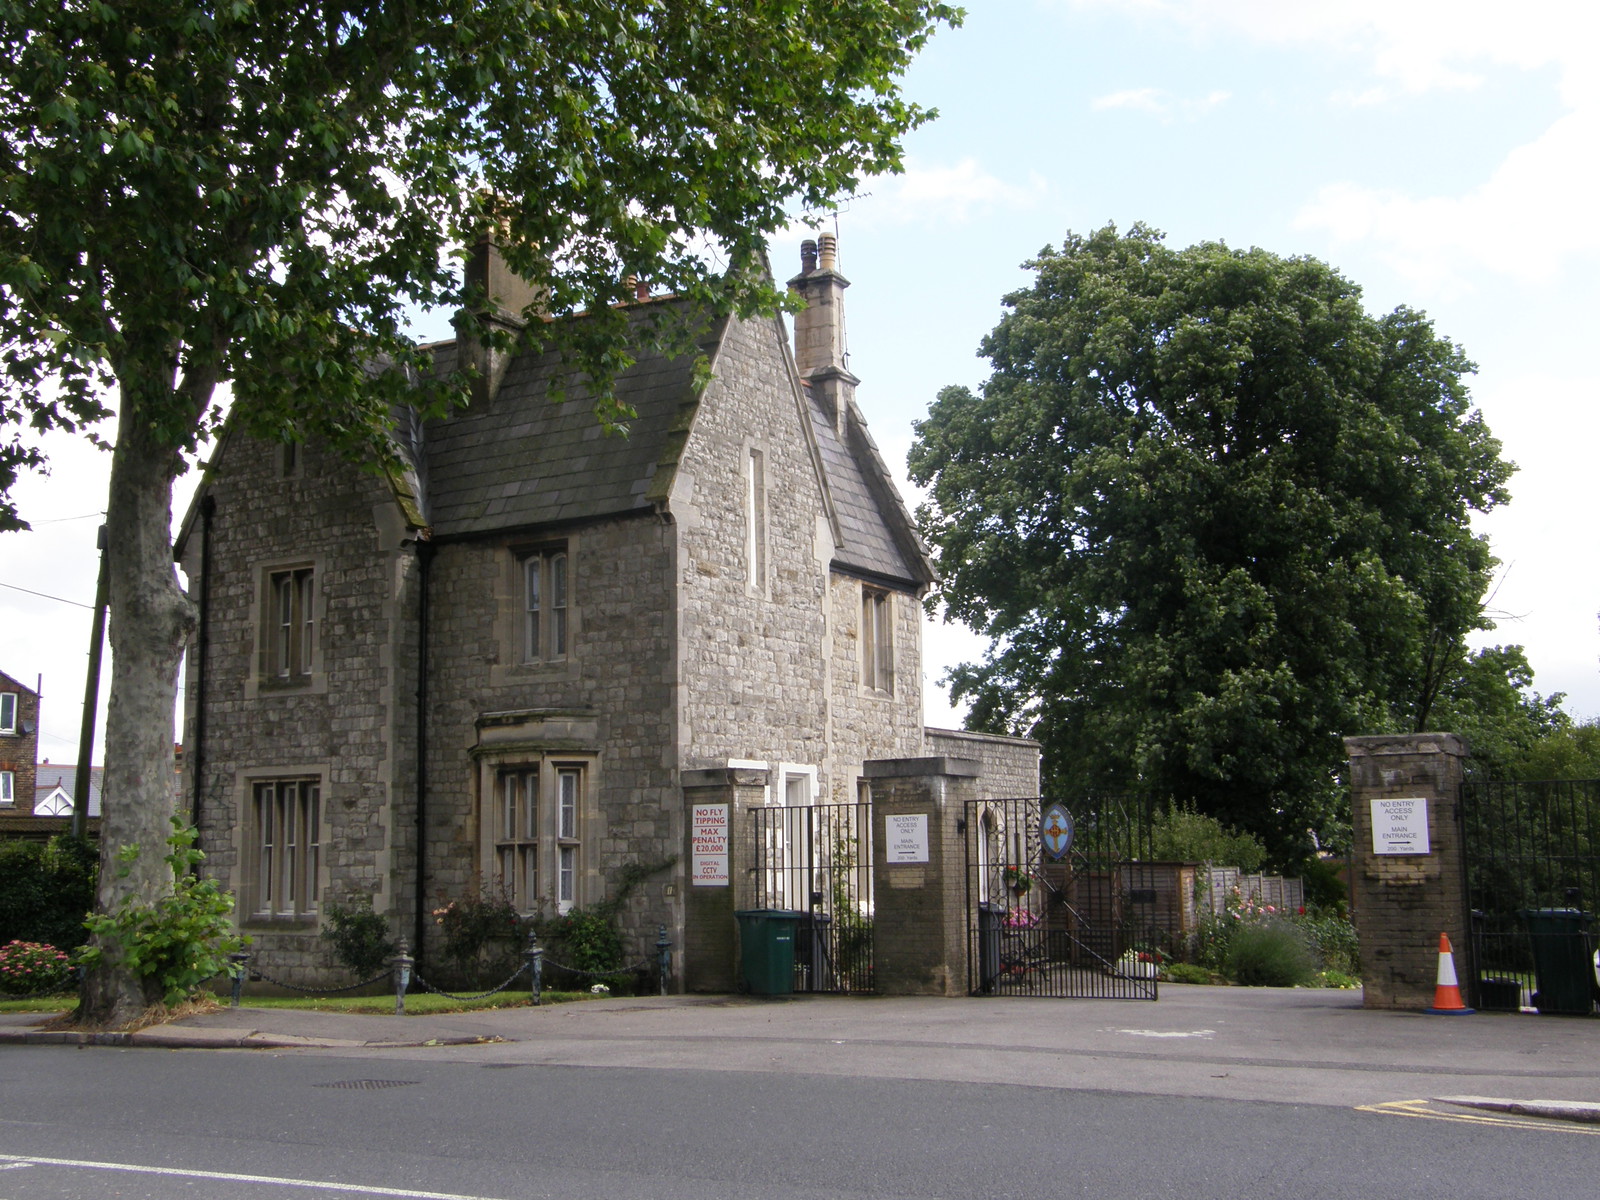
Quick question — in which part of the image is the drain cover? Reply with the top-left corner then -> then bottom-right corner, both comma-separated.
314,1079 -> 420,1090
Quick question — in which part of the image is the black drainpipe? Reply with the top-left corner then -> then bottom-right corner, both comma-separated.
414,539 -> 434,963
189,494 -> 216,836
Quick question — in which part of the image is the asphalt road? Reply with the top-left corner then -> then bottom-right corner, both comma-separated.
2,1040 -> 1597,1200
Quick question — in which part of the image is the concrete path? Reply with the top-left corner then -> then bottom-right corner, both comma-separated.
4,985 -> 1598,1117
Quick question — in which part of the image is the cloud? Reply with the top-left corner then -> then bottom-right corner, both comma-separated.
860,157 -> 1051,228
1293,103 -> 1600,287
1067,1 -> 1600,284
1066,0 -> 1595,98
1092,87 -> 1166,113
1091,87 -> 1231,120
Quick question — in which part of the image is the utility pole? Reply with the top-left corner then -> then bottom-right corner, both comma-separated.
73,524 -> 108,840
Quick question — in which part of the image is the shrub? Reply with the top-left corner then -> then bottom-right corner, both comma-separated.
1224,920 -> 1317,987
432,887 -> 525,985
0,940 -> 74,995
542,906 -> 628,991
76,820 -> 247,1005
1150,807 -> 1267,870
1298,909 -> 1360,977
1163,961 -> 1214,985
0,835 -> 98,951
321,898 -> 397,980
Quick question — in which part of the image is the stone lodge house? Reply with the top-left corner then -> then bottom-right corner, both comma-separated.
176,237 -> 1038,988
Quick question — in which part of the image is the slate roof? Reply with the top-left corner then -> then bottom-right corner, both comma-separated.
418,302 -> 729,538
32,764 -> 103,817
808,389 -> 932,588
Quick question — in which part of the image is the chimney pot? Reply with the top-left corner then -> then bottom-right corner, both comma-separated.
636,278 -> 650,302
817,233 -> 837,272
800,239 -> 818,275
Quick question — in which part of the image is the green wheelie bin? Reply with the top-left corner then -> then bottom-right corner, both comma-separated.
734,909 -> 805,995
1520,908 -> 1596,1015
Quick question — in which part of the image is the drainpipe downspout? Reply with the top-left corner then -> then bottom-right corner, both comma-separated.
188,495 -> 215,839
414,539 -> 434,965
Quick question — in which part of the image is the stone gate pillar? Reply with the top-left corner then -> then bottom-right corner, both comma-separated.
863,756 -> 981,996
681,765 -> 770,993
1344,734 -> 1469,1010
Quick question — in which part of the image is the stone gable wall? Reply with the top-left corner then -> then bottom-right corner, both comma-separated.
673,316 -> 834,777
181,434 -> 416,984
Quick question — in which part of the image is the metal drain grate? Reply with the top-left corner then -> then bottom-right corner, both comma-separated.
314,1079 -> 421,1091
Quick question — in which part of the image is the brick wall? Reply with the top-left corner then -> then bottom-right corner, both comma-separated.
0,671 -> 39,818
865,756 -> 982,995
1345,734 -> 1469,1010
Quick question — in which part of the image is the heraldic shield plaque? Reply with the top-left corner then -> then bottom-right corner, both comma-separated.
1041,802 -> 1074,861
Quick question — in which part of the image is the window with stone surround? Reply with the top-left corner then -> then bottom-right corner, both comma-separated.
261,564 -> 316,685
495,758 -> 587,913
861,586 -> 894,694
246,777 -> 321,920
0,691 -> 15,734
746,447 -> 767,591
521,545 -> 570,664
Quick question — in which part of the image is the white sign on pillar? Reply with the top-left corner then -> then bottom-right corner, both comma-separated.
691,803 -> 730,885
886,813 -> 929,864
1371,797 -> 1430,855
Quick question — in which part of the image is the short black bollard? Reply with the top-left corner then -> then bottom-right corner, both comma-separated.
390,937 -> 414,1016
228,950 -> 251,1008
525,929 -> 543,1006
656,924 -> 672,996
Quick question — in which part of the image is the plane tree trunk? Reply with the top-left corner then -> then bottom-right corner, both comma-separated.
76,367 -> 200,1028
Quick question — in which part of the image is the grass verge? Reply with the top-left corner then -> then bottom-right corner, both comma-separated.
1,989 -> 596,1017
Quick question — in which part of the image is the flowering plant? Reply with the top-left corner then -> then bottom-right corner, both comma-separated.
0,940 -> 74,996
1002,907 -> 1041,930
1001,866 -> 1031,895
589,983 -> 611,995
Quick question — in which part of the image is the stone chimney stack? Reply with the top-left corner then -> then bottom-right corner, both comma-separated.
788,233 -> 858,433
459,223 -> 547,405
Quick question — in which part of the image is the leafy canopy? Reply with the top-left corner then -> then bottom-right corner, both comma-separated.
909,224 -> 1513,860
0,0 -> 959,525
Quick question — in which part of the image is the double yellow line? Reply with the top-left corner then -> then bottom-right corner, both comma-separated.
1357,1099 -> 1600,1135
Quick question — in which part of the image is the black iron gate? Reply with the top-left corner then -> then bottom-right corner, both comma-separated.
965,795 -> 1159,998
1461,778 -> 1600,1014
750,801 -> 873,992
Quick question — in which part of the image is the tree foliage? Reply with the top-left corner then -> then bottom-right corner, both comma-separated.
909,224 -> 1512,861
1430,644 -> 1568,778
0,0 -> 956,1025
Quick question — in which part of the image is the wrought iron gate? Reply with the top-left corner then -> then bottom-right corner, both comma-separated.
750,801 -> 874,992
965,796 -> 1159,999
1461,778 -> 1600,1014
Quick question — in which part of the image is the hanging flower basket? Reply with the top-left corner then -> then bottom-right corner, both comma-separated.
1002,866 -> 1031,896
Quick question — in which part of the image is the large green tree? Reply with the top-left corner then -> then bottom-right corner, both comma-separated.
0,0 -> 957,1026
909,224 -> 1513,862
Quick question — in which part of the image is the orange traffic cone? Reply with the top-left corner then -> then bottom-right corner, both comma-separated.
1427,933 -> 1474,1015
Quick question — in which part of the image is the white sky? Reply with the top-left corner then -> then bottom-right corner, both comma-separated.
3,0 -> 1596,761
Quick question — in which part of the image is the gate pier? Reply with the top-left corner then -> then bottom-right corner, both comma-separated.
864,756 -> 982,996
1345,734 -> 1470,1010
